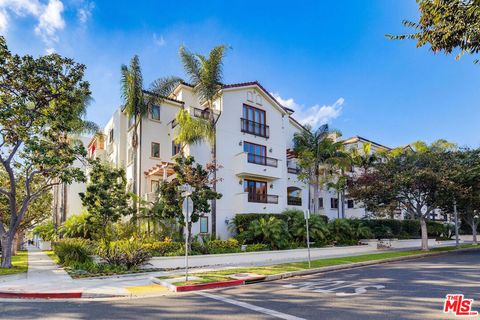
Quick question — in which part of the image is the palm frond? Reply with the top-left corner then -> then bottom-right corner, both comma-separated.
147,76 -> 183,107
120,55 -> 147,118
179,46 -> 201,85
174,109 -> 214,146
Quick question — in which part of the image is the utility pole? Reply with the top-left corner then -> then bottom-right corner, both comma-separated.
181,184 -> 194,282
304,209 -> 311,268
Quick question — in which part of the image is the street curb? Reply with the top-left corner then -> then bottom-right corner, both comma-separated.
260,246 -> 480,283
151,277 -> 246,292
0,291 -> 82,299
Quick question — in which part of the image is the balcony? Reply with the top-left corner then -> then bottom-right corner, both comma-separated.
287,166 -> 300,174
193,107 -> 210,120
248,193 -> 279,204
234,152 -> 282,180
241,118 -> 269,138
287,196 -> 302,206
247,153 -> 278,167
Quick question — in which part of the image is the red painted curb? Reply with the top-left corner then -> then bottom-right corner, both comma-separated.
175,279 -> 245,292
0,291 -> 82,299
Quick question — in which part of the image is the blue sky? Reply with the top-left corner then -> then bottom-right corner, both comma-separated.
2,0 -> 479,148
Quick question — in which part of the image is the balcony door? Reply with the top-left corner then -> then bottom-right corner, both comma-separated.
244,179 -> 267,202
244,141 -> 266,165
243,104 -> 266,136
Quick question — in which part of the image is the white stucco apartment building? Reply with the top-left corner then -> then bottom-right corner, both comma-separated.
67,81 -> 411,238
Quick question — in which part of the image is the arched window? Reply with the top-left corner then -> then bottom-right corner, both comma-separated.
287,187 -> 302,206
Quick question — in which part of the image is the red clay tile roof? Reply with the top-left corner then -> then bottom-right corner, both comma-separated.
143,90 -> 185,105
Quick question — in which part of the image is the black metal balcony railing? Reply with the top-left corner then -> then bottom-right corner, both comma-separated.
287,167 -> 300,174
248,193 -> 279,204
247,153 -> 278,167
287,196 -> 302,206
241,118 -> 270,138
193,107 -> 210,120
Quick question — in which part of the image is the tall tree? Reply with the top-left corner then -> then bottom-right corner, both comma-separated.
437,149 -> 480,244
293,125 -> 346,215
121,56 -> 181,206
79,159 -> 133,241
387,0 -> 480,64
348,141 -> 453,250
153,45 -> 227,236
0,37 -> 91,268
121,55 -> 146,202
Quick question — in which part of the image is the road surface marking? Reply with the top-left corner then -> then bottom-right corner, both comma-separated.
283,279 -> 385,296
197,291 -> 306,320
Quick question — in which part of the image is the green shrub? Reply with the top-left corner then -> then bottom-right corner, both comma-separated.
284,210 -> 329,245
143,241 -> 183,256
97,240 -> 151,269
205,239 -> 240,254
246,217 -> 290,250
245,243 -> 269,252
53,238 -> 93,266
59,212 -> 93,239
427,221 -> 445,238
328,219 -> 356,245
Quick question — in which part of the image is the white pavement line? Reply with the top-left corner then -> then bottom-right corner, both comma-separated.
196,291 -> 306,320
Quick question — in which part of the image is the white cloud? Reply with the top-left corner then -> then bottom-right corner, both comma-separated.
0,0 -> 64,49
34,0 -> 65,44
77,1 -> 94,24
272,93 -> 344,128
152,33 -> 166,47
0,9 -> 8,33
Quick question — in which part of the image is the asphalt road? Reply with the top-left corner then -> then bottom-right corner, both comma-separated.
1,250 -> 479,320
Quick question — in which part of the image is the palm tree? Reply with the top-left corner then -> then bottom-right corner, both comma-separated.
152,45 -> 227,236
121,56 -> 181,208
121,55 -> 146,202
293,124 -> 333,214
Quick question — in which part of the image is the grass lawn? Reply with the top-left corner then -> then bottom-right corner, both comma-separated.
0,250 -> 28,276
165,244 -> 478,286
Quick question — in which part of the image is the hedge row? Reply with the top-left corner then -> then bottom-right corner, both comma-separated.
233,213 -> 328,234
233,214 -> 449,239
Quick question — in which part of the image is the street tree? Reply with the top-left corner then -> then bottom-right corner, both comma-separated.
156,156 -> 221,250
437,149 -> 480,244
387,0 -> 480,64
80,159 -> 133,241
348,141 -> 452,250
0,37 -> 91,268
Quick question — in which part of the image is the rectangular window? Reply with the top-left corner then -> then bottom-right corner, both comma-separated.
151,142 -> 160,158
330,198 -> 339,209
151,180 -> 160,192
319,197 -> 324,209
172,141 -> 181,156
244,141 -> 267,165
242,104 -> 268,137
108,129 -> 114,143
347,199 -> 354,209
200,216 -> 208,234
150,105 -> 160,121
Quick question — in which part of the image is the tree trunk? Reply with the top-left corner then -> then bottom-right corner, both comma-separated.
313,175 -> 319,214
420,217 -> 429,251
341,189 -> 346,219
0,234 -> 14,268
12,232 -> 19,256
472,223 -> 478,245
